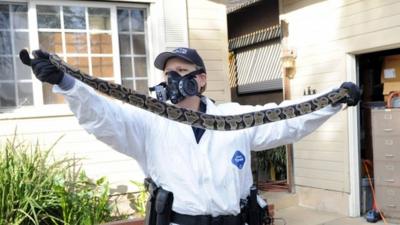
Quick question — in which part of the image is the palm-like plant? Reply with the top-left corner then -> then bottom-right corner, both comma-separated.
256,145 -> 287,181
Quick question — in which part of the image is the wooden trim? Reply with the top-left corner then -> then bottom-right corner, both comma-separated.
346,54 -> 360,217
284,73 -> 294,193
102,218 -> 144,225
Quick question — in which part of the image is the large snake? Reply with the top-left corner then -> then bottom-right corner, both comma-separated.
19,49 -> 349,131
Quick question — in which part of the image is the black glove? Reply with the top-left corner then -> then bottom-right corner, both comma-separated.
337,82 -> 361,107
31,49 -> 64,85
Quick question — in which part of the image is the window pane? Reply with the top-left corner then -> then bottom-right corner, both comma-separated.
0,4 -> 10,29
65,32 -> 87,53
64,6 -> 86,29
118,7 -> 148,97
43,83 -> 64,104
18,82 -> 33,106
132,34 -> 145,54
0,31 -> 12,54
120,57 -> 132,78
136,80 -> 148,94
39,32 -> 62,53
118,34 -> 131,55
0,57 -> 13,80
12,4 -> 27,29
13,32 -> 29,53
67,57 -> 89,74
92,57 -> 113,77
0,83 -> 16,107
122,79 -> 133,89
15,56 -> 30,80
117,9 -> 129,32
131,9 -> 145,32
37,5 -> 61,29
88,8 -> 110,30
134,57 -> 147,77
90,33 -> 112,54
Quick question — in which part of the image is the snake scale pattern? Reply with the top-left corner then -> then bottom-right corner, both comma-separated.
48,53 -> 348,131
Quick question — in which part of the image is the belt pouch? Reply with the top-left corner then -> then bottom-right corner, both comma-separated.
155,189 -> 174,225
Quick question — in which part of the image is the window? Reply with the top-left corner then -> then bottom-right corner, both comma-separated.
117,8 -> 148,94
0,3 -> 32,108
0,2 -> 149,109
37,5 -> 114,104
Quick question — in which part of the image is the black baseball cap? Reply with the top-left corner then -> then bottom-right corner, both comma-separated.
154,47 -> 206,73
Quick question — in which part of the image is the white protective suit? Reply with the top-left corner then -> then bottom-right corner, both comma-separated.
53,79 -> 341,217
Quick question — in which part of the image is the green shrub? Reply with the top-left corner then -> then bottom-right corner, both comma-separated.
128,181 -> 148,218
0,135 -> 113,225
52,166 -> 112,225
257,145 -> 287,181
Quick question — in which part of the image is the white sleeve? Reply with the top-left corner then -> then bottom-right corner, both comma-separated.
53,80 -> 150,165
249,91 -> 342,151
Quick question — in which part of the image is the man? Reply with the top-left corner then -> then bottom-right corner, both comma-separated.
28,48 -> 359,225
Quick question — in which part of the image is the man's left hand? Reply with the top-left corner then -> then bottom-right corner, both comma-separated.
338,82 -> 361,107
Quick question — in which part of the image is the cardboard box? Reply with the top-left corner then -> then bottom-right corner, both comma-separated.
381,55 -> 400,83
382,55 -> 400,103
383,82 -> 400,102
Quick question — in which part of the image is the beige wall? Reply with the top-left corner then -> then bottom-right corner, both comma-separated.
280,0 -> 400,215
0,112 -> 144,193
187,0 -> 231,103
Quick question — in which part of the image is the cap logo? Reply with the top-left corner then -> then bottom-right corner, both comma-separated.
173,48 -> 188,54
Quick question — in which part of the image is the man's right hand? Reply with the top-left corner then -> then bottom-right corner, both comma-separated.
31,49 -> 64,85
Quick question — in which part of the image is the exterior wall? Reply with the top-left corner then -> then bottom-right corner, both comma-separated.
0,0 -> 230,194
227,0 -> 283,106
187,0 -> 231,103
0,112 -> 144,192
280,0 -> 400,215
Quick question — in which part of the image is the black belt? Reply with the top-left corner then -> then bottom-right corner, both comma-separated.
171,211 -> 244,225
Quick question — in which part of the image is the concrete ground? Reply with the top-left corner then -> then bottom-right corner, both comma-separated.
260,191 -> 398,225
275,206 -> 397,225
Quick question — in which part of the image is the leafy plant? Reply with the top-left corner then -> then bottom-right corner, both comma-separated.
256,145 -> 287,181
128,181 -> 149,218
0,136 -> 64,225
53,168 -> 112,225
0,135 -> 114,225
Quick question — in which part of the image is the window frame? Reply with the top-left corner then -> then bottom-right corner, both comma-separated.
117,6 -> 149,93
0,0 -> 156,118
0,1 -> 31,109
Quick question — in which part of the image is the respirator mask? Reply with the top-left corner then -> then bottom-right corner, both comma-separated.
149,69 -> 203,104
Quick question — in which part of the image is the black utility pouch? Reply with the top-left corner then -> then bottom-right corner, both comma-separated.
155,189 -> 174,225
247,186 -> 260,225
246,186 -> 273,225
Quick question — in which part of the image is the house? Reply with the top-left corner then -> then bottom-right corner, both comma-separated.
280,0 -> 400,219
2,0 -> 400,221
226,0 -> 287,191
226,0 -> 400,221
0,0 -> 230,194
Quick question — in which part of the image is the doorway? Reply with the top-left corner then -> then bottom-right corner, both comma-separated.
356,48 -> 400,216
